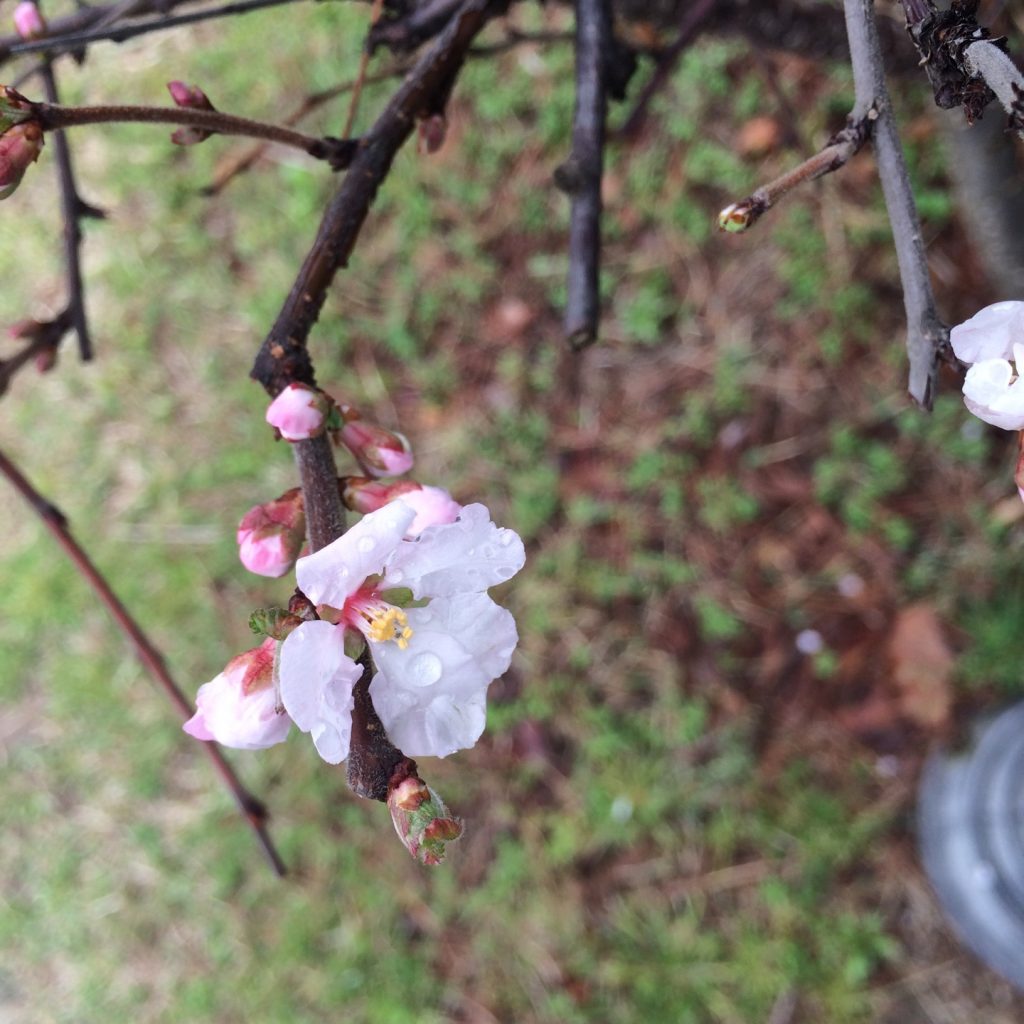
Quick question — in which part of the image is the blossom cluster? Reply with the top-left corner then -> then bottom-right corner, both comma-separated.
185,383 -> 524,775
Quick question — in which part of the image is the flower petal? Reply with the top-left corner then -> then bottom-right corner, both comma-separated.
296,501 -> 415,607
368,594 -> 518,758
382,503 -> 525,598
370,679 -> 488,758
950,301 -> 1024,365
963,359 -> 1024,430
410,593 -> 518,681
279,620 -> 362,763
183,670 -> 291,750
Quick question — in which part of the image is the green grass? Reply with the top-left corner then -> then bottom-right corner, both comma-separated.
2,4 -> 1023,1023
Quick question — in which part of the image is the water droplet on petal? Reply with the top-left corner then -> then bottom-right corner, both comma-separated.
357,536 -> 376,553
482,545 -> 496,558
499,532 -> 515,547
389,569 -> 404,583
408,651 -> 443,687
496,566 -> 515,579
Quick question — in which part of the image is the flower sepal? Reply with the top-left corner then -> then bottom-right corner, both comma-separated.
387,762 -> 463,866
249,607 -> 305,641
0,86 -> 34,134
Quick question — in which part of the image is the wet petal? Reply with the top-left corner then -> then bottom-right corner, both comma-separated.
963,359 -> 1024,430
370,679 -> 488,758
382,503 -> 525,598
951,301 -> 1024,364
296,501 -> 415,607
279,620 -> 361,762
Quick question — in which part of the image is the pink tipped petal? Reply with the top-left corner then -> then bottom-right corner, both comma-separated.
239,531 -> 293,577
13,2 -> 45,39
950,301 -> 1024,365
376,446 -> 415,477
266,383 -> 329,441
383,503 -> 525,598
400,485 -> 462,536
184,670 -> 290,750
296,501 -> 415,607
279,620 -> 361,763
183,710 -> 215,741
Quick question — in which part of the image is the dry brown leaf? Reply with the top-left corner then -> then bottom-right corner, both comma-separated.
887,603 -> 954,730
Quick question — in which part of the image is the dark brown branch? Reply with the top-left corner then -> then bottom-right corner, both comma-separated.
0,314 -> 67,395
251,0 -> 500,396
33,100 -> 357,168
37,62 -> 96,363
843,0 -> 946,408
0,447 -> 286,876
719,109 -> 875,233
555,0 -> 612,350
253,0 -> 500,803
616,0 -> 716,140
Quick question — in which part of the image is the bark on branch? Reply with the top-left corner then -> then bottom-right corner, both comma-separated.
843,0 -> 946,409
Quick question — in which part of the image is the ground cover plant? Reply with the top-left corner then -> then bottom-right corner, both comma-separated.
3,0 -> 1024,1021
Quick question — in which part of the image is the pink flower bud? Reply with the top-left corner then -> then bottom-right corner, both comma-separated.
342,477 -> 460,536
183,638 -> 291,750
13,2 -> 45,40
266,383 -> 331,442
237,487 -> 306,577
387,765 -> 463,866
167,80 -> 215,145
337,409 -> 413,477
0,121 -> 43,199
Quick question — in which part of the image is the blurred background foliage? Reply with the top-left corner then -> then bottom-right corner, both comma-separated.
3,1 -> 1024,1021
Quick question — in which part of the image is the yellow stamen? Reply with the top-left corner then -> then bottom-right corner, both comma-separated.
362,605 -> 413,648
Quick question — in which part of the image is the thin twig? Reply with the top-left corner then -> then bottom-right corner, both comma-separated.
205,29 -> 574,197
4,0 -> 296,60
33,100 -> 356,167
203,65 -> 410,196
341,0 -> 386,140
616,0 -> 716,140
0,316 -> 66,395
843,0 -> 946,408
718,111 -> 875,232
251,0 -> 498,395
555,0 -> 611,350
251,0 -> 499,801
0,447 -> 287,876
37,62 -> 96,363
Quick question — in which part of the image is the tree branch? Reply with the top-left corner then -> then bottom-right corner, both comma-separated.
555,0 -> 612,350
719,110 -> 875,232
33,100 -> 357,168
616,0 -> 716,140
898,0 -> 1024,137
0,447 -> 287,876
2,0 -> 295,61
252,0 -> 502,802
37,62 -> 98,363
843,0 -> 946,409
251,0 -> 500,396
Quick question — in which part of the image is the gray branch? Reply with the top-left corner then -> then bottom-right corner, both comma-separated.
964,40 -> 1024,139
843,0 -> 946,409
